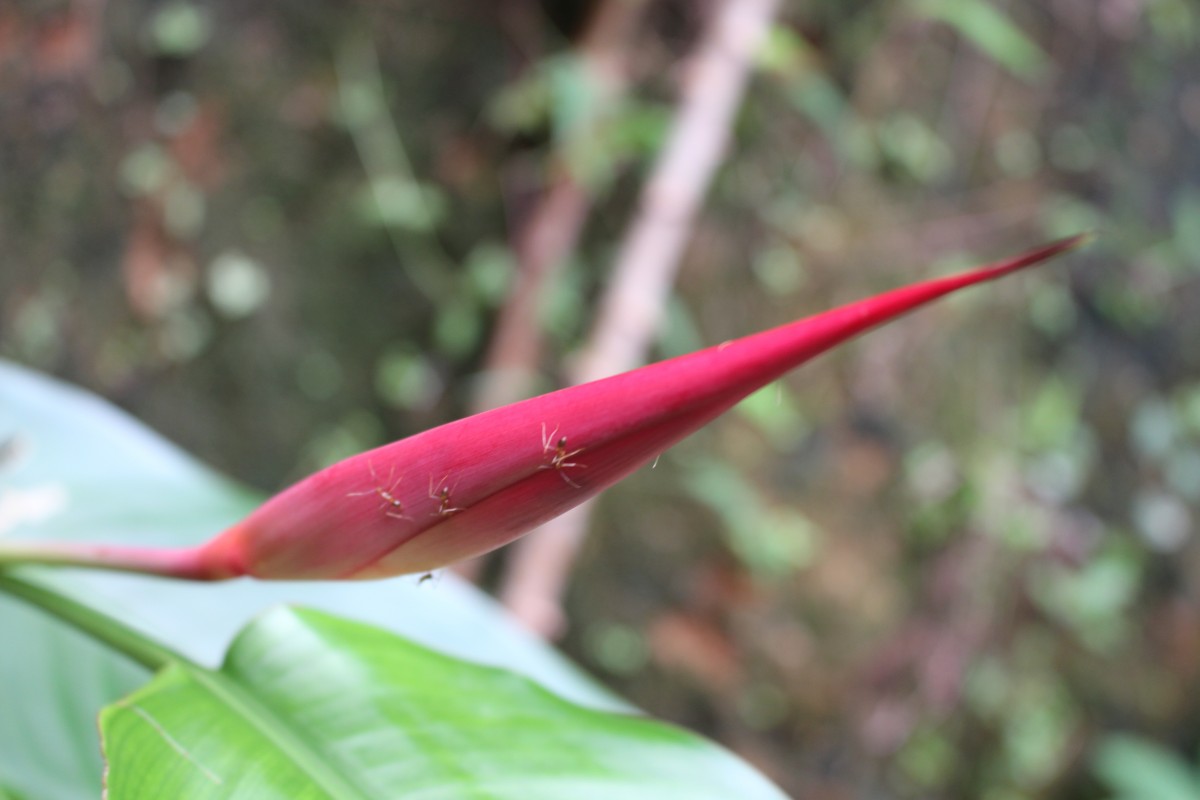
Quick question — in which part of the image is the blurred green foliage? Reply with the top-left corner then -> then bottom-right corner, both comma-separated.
1094,734 -> 1200,800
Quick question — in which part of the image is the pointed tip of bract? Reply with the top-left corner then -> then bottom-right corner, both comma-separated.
916,233 -> 1088,300
1066,230 -> 1097,249
1041,231 -> 1095,259
977,232 -> 1092,281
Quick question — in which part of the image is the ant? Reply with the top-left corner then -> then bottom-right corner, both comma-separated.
347,461 -> 410,520
540,423 -> 586,488
428,475 -> 463,517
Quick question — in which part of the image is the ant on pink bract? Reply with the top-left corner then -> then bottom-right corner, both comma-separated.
348,461 -> 410,520
428,475 -> 463,517
540,423 -> 586,488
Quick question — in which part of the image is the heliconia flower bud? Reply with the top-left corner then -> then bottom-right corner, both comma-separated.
3,236 -> 1088,581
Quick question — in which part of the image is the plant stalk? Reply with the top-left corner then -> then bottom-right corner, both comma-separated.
0,540 -> 236,581
0,570 -> 184,671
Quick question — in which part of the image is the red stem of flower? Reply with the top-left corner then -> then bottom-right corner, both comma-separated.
0,540 -> 243,581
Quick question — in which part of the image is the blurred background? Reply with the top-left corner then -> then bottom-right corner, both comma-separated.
2,0 -> 1198,797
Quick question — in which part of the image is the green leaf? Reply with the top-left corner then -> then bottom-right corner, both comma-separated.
0,360 -> 624,798
1093,734 -> 1200,800
912,0 -> 1048,80
100,606 -> 787,799
0,781 -> 30,800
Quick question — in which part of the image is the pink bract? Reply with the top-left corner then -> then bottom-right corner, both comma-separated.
4,235 -> 1088,581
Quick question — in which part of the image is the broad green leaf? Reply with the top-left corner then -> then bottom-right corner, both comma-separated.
0,360 -> 625,799
101,606 -> 788,799
0,782 -> 29,800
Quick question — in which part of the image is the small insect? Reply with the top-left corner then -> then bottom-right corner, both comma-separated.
428,475 -> 463,517
348,462 -> 410,520
418,572 -> 435,586
540,423 -> 586,488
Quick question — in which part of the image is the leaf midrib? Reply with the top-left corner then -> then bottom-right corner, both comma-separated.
181,659 -> 375,799
0,572 -> 372,799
